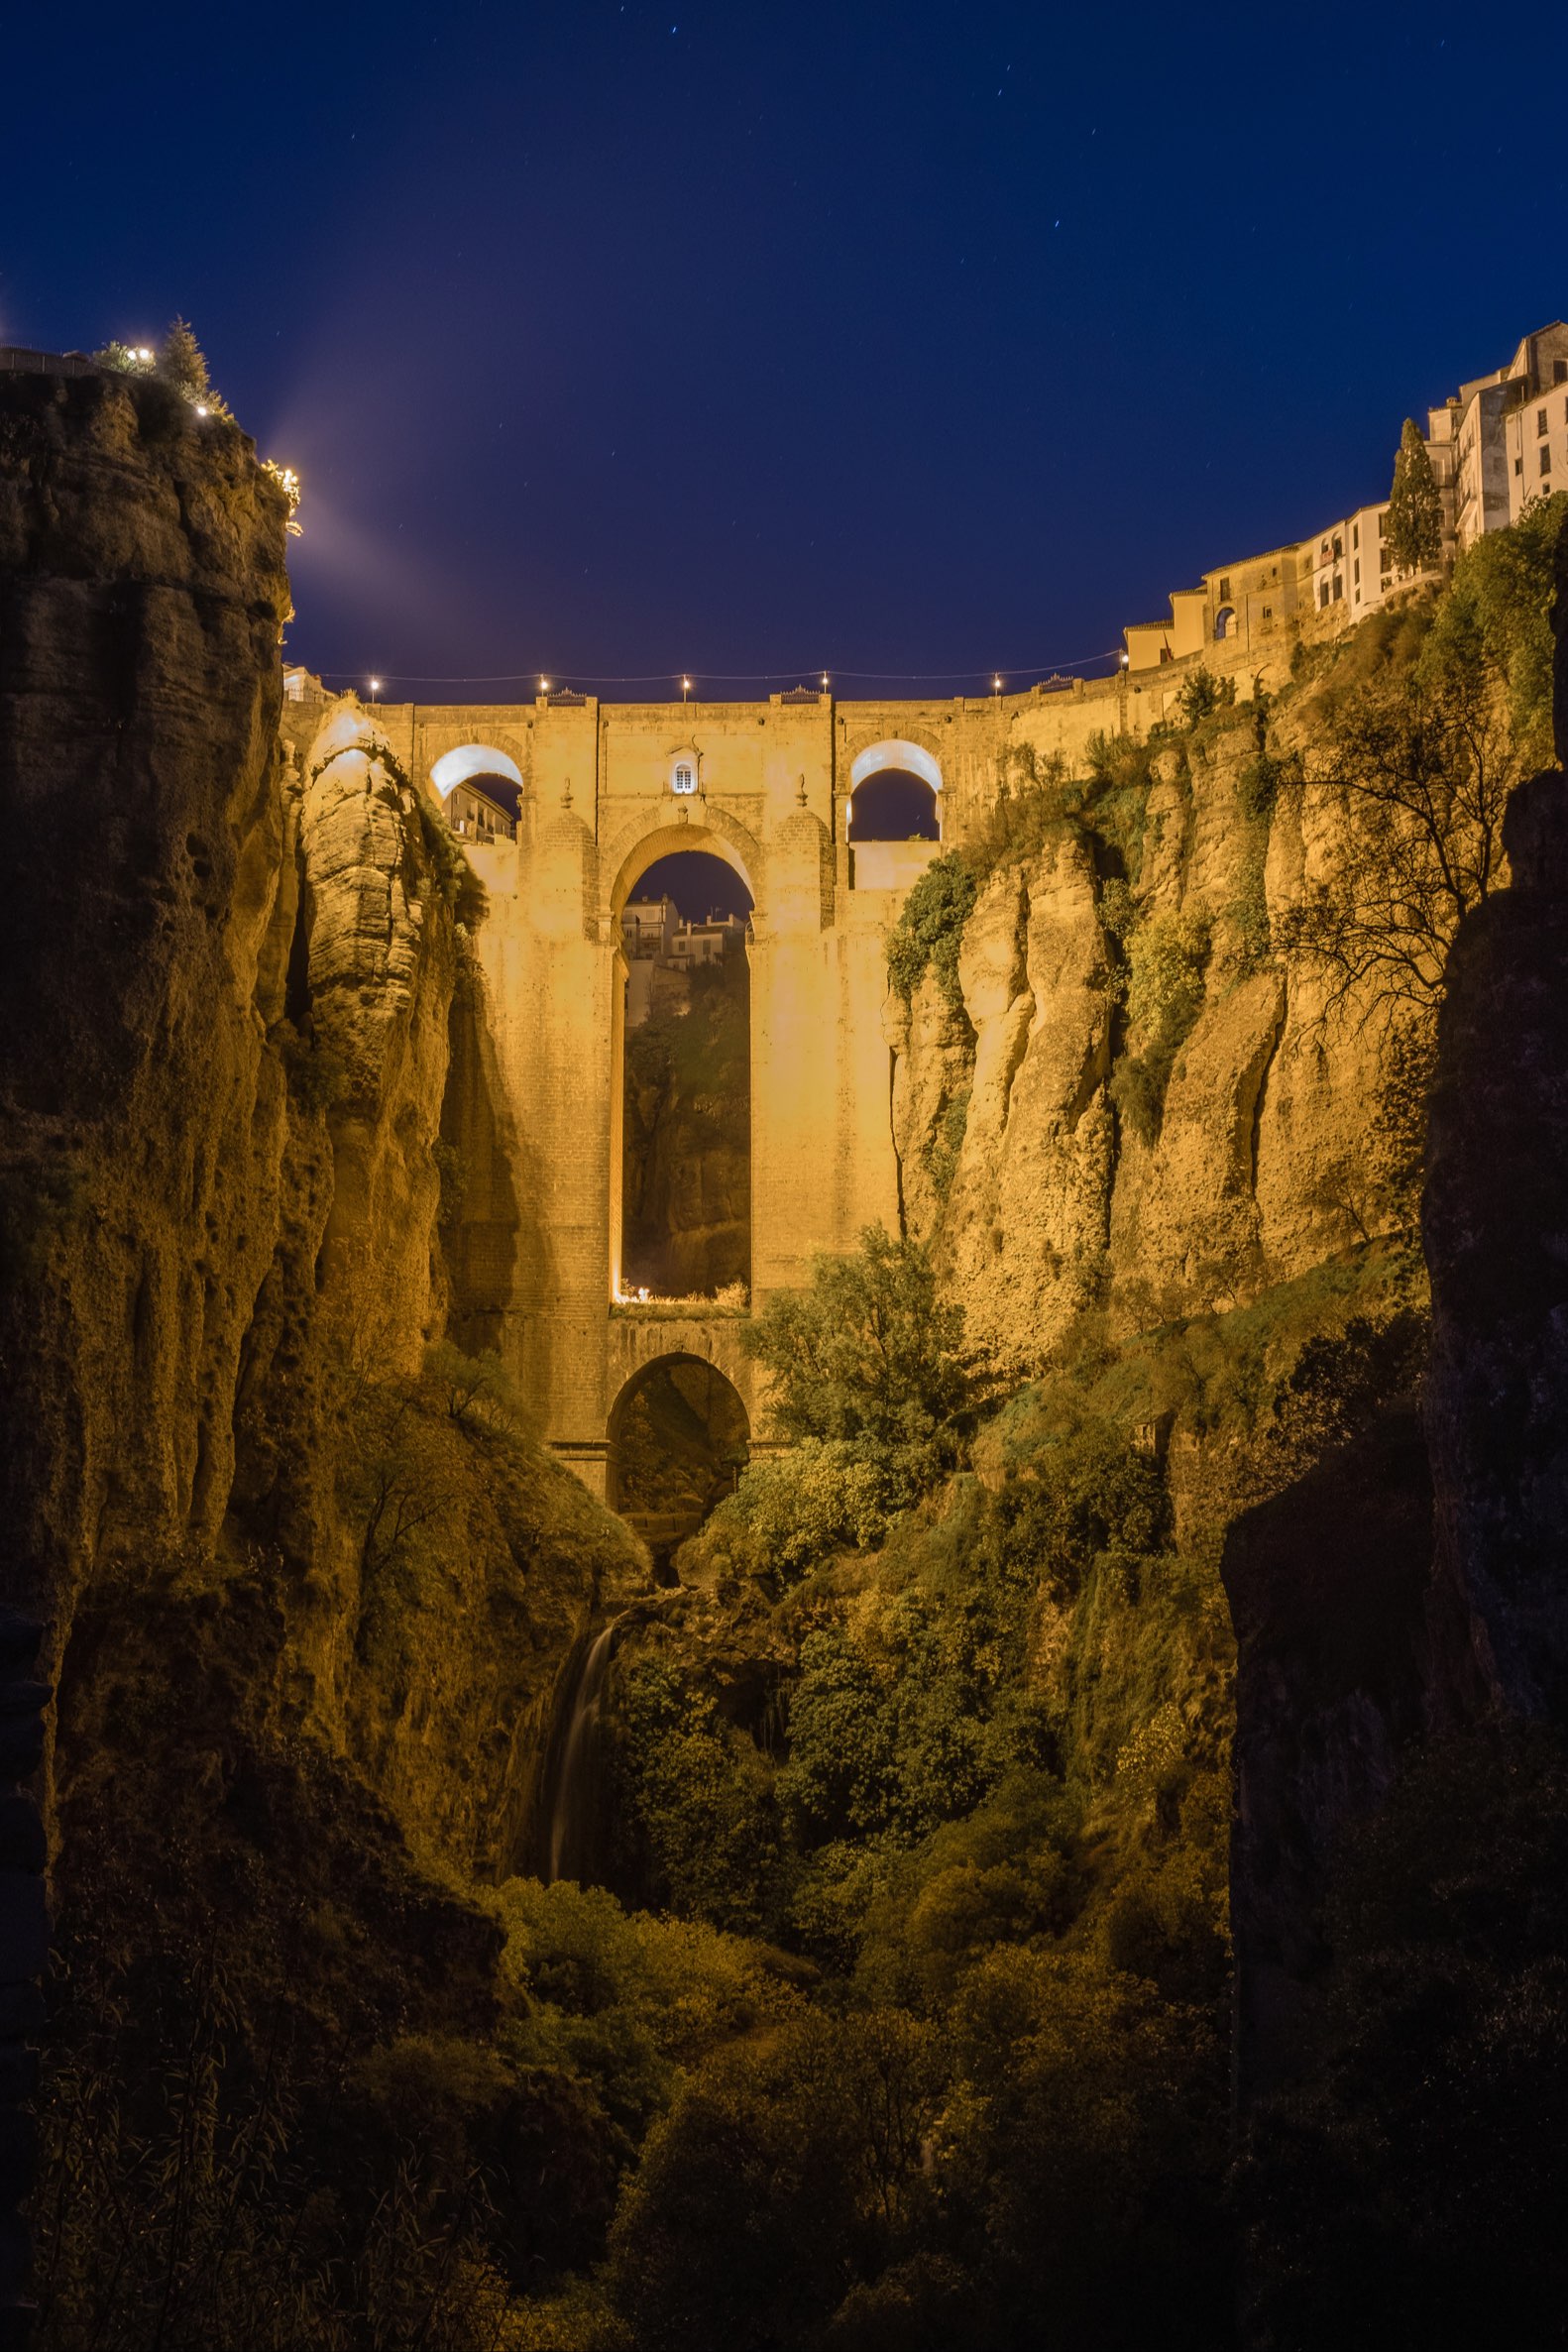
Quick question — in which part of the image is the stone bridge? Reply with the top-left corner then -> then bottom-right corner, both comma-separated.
281,681 -> 1127,1493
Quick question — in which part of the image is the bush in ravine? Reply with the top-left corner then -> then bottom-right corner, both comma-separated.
741,1224 -> 986,1499
683,1439 -> 888,1590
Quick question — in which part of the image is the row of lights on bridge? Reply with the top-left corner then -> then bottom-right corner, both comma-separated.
363,670 -> 1030,703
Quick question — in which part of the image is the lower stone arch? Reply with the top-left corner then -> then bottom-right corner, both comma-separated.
606,1348 -> 751,1567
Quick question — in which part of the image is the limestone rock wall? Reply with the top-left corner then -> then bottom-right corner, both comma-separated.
888,708 -> 1388,1366
0,369 -> 634,1901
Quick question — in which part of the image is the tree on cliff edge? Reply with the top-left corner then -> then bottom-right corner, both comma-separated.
1387,418 -> 1443,577
156,318 -> 227,413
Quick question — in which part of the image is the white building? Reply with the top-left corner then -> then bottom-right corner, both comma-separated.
1431,321 -> 1568,549
621,896 -> 678,959
1123,320 -> 1568,675
667,915 -> 746,967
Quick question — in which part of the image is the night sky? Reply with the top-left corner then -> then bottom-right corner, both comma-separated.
7,2 -> 1566,702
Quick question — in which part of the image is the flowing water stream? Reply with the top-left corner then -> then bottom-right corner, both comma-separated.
543,1619 -> 620,1884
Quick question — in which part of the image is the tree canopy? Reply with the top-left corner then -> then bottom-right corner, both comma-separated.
740,1223 -> 984,1495
1387,416 -> 1443,576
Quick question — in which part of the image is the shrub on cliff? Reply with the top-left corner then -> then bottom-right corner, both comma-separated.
885,853 -> 977,1012
1109,908 -> 1213,1144
683,1439 -> 889,1590
742,1224 -> 985,1497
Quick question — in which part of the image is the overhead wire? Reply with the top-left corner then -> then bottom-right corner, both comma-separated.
307,648 -> 1125,689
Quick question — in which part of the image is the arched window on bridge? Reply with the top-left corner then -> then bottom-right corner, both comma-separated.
429,743 -> 525,840
846,738 -> 942,842
610,1355 -> 750,1575
618,848 -> 753,1302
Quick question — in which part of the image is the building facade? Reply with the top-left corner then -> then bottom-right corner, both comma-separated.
1124,320 -> 1568,670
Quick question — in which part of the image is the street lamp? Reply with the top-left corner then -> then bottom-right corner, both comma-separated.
682,676 -> 692,702
369,677 -> 382,702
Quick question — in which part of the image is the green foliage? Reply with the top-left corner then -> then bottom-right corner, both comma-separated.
157,316 -> 213,399
1420,488 -> 1568,763
684,1438 -> 889,1589
741,1225 -> 983,1497
923,1084 -> 970,1205
422,1340 -> 527,1435
1109,908 -> 1213,1144
1280,549 -> 1528,1016
1242,1728 -> 1568,2347
91,339 -> 155,375
1386,415 -> 1443,575
433,1137 -> 468,1229
606,1650 -> 787,1931
1175,666 -> 1237,727
884,853 -> 977,1011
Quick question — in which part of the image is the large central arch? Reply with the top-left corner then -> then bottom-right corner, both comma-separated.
603,806 -> 763,918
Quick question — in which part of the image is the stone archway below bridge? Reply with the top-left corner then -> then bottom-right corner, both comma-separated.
606,1331 -> 755,1567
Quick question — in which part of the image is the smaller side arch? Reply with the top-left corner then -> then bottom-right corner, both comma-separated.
607,1350 -> 751,1543
849,737 -> 944,795
429,742 -> 526,799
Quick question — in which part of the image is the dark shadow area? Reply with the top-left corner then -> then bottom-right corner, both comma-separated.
611,1355 -> 750,1573
437,953 -> 526,1356
621,851 -> 751,1297
847,769 -> 941,840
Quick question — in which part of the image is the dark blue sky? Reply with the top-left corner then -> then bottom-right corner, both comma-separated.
7,2 -> 1565,700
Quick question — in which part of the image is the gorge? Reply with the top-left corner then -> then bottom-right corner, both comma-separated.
3,355 -> 1568,2348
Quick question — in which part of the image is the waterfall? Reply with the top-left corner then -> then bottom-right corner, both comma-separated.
543,1619 -> 619,1885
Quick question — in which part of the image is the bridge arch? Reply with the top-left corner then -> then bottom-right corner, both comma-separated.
602,806 -> 763,916
607,1347 -> 751,1563
849,737 -> 944,797
846,737 -> 943,843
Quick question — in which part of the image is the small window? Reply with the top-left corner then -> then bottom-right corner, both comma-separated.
1378,511 -> 1388,536
1543,448 -> 1553,477
1319,582 -> 1330,610
1219,577 -> 1231,602
1353,557 -> 1361,584
1332,575 -> 1342,601
1538,407 -> 1549,436
1332,535 -> 1343,560
1556,358 -> 1568,384
1262,604 -> 1273,619
1515,455 -> 1524,476
671,760 -> 697,795
1352,521 -> 1360,548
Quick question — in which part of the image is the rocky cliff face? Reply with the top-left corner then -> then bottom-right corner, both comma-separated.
0,368 -> 640,1922
889,709 -> 1393,1373
1423,746 -> 1568,1726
